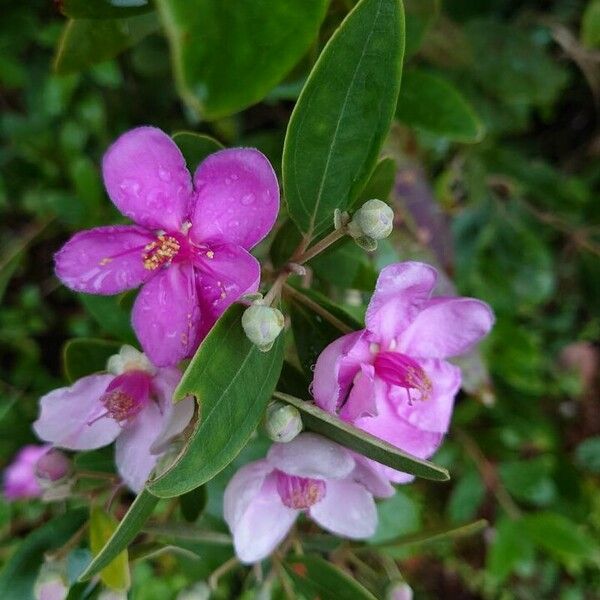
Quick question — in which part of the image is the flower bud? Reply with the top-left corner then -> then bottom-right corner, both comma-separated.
35,449 -> 71,486
241,305 -> 284,352
386,582 -> 413,600
264,402 -> 303,442
350,199 -> 394,240
34,564 -> 68,600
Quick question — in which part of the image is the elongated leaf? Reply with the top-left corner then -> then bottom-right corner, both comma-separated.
60,0 -> 153,19
274,392 -> 449,481
284,555 -> 377,600
148,305 -> 284,497
283,0 -> 404,240
155,0 -> 329,118
79,490 -> 159,581
172,132 -> 224,171
89,507 -> 130,591
396,70 -> 484,142
63,338 -> 121,383
0,510 -> 87,600
54,14 -> 159,75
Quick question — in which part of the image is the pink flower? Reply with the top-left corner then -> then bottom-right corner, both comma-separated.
224,433 -> 392,563
33,346 -> 194,492
55,127 -> 280,367
3,444 -> 49,500
312,262 -> 494,483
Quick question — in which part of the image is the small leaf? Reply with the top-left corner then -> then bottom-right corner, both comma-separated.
89,507 -> 130,591
447,468 -> 485,524
54,14 -> 160,75
60,0 -> 153,19
575,436 -> 600,473
274,392 -> 450,481
79,490 -> 159,582
404,0 -> 439,57
63,338 -> 121,383
284,554 -> 377,600
74,446 -> 116,474
582,0 -> 600,48
171,132 -> 224,171
370,490 -> 421,544
0,510 -> 87,600
78,293 -> 137,345
396,69 -> 484,142
155,0 -> 329,118
283,0 -> 404,240
487,517 -> 534,584
148,305 -> 284,497
354,156 -> 397,209
179,486 -> 207,523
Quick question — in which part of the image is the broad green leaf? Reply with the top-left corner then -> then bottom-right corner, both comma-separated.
172,132 -> 224,171
499,457 -> 556,507
90,507 -> 130,591
179,486 -> 207,522
274,392 -> 449,481
60,0 -> 153,19
78,293 -> 137,345
62,338 -> 121,383
354,156 -> 397,209
575,436 -> 600,473
447,468 -> 485,524
283,0 -> 404,240
370,490 -> 421,544
284,555 -> 377,600
582,0 -> 600,48
79,490 -> 159,581
487,517 -> 534,584
396,70 -> 483,142
54,14 -> 159,75
148,304 -> 284,497
0,510 -> 87,600
155,0 -> 329,119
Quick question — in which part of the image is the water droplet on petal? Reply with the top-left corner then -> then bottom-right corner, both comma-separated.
241,193 -> 255,206
158,167 -> 172,182
228,219 -> 240,228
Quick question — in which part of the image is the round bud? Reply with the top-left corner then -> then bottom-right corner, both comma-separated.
386,582 -> 413,600
34,564 -> 68,600
35,449 -> 71,486
352,199 -> 394,240
241,305 -> 285,352
264,402 -> 303,442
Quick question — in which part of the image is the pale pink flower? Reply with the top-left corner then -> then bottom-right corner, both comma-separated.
55,126 -> 279,367
3,444 -> 49,500
33,346 -> 194,492
224,433 -> 392,563
312,262 -> 494,483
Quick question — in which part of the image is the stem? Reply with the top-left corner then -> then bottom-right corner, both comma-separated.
294,226 -> 348,265
76,470 -> 119,482
208,556 -> 239,590
45,522 -> 89,561
263,271 -> 290,306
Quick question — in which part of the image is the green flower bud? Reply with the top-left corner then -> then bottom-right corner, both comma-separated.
351,199 -> 394,240
241,305 -> 284,352
264,401 -> 303,442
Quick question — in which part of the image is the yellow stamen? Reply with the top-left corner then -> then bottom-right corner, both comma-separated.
142,235 -> 180,270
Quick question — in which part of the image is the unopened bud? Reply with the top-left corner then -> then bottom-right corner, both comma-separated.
386,581 -> 413,600
241,305 -> 284,352
264,402 -> 303,442
34,564 -> 68,600
35,449 -> 71,486
349,199 -> 394,241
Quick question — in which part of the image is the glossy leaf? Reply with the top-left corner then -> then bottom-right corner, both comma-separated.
274,392 -> 450,481
171,131 -> 224,171
89,506 -> 130,591
396,70 -> 484,142
283,0 -> 404,240
54,14 -> 160,75
284,554 -> 377,600
62,338 -> 121,383
155,0 -> 329,118
60,0 -> 153,19
148,304 -> 284,497
79,490 -> 159,581
0,510 -> 87,600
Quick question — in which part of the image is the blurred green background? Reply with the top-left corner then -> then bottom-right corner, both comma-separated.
1,0 -> 599,598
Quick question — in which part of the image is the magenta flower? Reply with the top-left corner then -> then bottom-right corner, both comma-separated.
33,346 -> 194,492
312,262 -> 494,483
3,444 -> 49,500
55,127 -> 280,367
224,433 -> 392,563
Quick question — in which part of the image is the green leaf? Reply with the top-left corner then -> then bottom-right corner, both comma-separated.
582,0 -> 600,48
62,338 -> 121,383
78,293 -> 137,345
79,490 -> 159,582
90,506 -> 130,591
396,70 -> 483,142
487,517 -> 534,584
404,0 -> 439,57
60,0 -> 153,19
179,486 -> 207,523
447,468 -> 485,524
370,490 -> 421,544
499,457 -> 556,507
284,555 -> 377,600
0,510 -> 87,600
575,436 -> 600,473
274,392 -> 449,481
148,304 -> 284,497
354,156 -> 397,209
171,131 -> 224,171
74,446 -> 116,473
54,14 -> 159,75
155,0 -> 329,119
283,0 -> 404,240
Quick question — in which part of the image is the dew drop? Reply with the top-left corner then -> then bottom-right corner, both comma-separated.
241,193 -> 255,206
158,167 -> 172,182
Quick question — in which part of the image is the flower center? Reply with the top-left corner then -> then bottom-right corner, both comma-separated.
275,471 -> 326,510
99,370 -> 152,423
373,351 -> 432,403
142,234 -> 181,270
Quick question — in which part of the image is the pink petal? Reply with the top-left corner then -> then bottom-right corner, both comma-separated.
115,400 -> 164,492
309,479 -> 377,538
190,148 -> 279,250
54,225 -> 155,295
400,297 -> 494,359
390,359 -> 461,433
3,445 -> 49,500
366,262 -> 437,343
102,126 -> 193,231
224,460 -> 273,527
194,243 -> 260,337
349,454 -> 395,498
132,263 -> 203,367
33,374 -> 121,450
338,364 -> 381,422
267,433 -> 354,480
